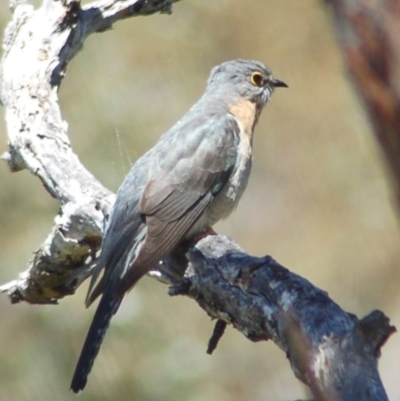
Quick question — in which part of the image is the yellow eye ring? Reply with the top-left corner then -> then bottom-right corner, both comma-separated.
250,71 -> 265,87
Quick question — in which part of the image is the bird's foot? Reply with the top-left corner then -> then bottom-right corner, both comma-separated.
192,226 -> 217,244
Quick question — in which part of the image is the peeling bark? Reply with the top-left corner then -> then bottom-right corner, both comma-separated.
0,0 -> 178,303
0,1 -> 396,400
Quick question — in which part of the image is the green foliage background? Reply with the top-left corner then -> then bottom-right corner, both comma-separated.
0,1 -> 399,400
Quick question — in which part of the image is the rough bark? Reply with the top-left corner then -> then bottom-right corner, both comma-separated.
0,1 -> 395,400
0,0 -> 178,303
171,235 -> 395,401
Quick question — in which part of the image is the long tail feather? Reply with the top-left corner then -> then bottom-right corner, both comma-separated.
70,293 -> 121,393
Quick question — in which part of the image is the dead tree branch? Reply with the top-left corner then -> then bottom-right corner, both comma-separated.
0,0 -> 179,303
0,1 -> 395,400
171,235 -> 395,401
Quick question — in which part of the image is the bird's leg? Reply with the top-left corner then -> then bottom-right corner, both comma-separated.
156,227 -> 217,283
157,239 -> 193,282
192,225 -> 217,243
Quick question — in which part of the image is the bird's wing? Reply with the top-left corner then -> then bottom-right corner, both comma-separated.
86,113 -> 241,303
72,113 -> 241,392
85,153 -> 151,306
118,113 -> 241,293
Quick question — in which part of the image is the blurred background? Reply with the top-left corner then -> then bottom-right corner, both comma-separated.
0,1 -> 399,400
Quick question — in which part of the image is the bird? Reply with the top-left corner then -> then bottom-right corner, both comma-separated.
70,59 -> 287,393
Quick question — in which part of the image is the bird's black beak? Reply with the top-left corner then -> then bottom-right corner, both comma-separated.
271,78 -> 288,88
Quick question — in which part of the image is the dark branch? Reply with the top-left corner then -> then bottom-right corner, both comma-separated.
169,235 -> 395,401
0,0 -> 395,399
207,320 -> 227,354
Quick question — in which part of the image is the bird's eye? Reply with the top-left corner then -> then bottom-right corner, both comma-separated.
250,71 -> 265,87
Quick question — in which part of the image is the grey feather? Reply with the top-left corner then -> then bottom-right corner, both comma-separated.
72,59 -> 287,392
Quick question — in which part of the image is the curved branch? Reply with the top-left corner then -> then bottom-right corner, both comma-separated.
0,1 -> 395,400
0,0 -> 180,303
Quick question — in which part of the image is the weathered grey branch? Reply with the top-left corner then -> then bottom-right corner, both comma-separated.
170,235 -> 395,401
0,0 -> 180,303
0,1 -> 396,400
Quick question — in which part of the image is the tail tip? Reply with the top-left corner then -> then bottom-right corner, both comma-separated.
70,377 -> 87,394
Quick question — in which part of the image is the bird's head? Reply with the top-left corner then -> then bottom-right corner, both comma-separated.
206,59 -> 288,108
